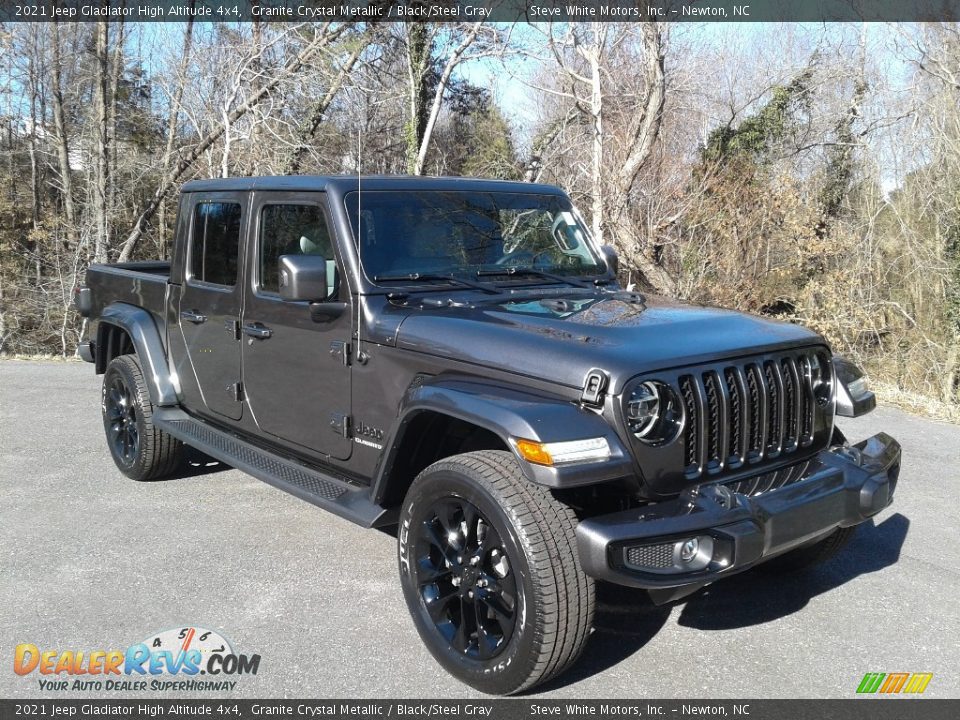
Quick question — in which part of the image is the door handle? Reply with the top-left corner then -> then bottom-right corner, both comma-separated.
180,309 -> 207,324
242,322 -> 273,340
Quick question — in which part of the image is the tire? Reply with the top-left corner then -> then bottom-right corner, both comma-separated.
398,450 -> 595,695
101,354 -> 183,481
759,526 -> 857,573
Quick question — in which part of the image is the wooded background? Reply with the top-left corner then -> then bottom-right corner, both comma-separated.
1,19 -> 958,415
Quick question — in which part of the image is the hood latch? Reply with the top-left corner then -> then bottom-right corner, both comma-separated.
581,368 -> 609,407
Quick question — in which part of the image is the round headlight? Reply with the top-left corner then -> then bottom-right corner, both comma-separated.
625,381 -> 683,444
627,382 -> 660,438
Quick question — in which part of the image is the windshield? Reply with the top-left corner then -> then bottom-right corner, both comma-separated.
345,190 -> 605,285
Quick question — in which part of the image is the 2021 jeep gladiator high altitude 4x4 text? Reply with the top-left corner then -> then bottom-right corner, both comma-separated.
77,176 -> 901,694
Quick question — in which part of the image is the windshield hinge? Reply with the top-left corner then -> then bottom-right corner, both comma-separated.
229,381 -> 244,402
581,369 -> 608,407
330,412 -> 351,438
330,340 -> 351,366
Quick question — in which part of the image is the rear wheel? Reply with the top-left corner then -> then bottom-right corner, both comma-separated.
398,450 -> 594,695
101,354 -> 183,481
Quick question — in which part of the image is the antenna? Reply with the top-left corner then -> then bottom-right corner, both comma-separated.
356,126 -> 363,348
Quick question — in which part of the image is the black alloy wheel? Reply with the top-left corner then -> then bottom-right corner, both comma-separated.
105,373 -> 140,465
413,497 -> 518,660
101,354 -> 183,481
399,450 -> 594,695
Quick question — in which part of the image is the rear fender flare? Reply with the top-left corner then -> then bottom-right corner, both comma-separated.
97,303 -> 180,407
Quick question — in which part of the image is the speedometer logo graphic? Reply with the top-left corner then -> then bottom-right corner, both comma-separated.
140,626 -> 233,664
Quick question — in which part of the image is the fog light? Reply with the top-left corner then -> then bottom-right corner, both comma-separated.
623,536 -> 715,574
679,538 -> 699,563
673,535 -> 714,571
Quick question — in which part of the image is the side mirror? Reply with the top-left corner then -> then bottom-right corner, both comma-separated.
600,245 -> 619,276
279,255 -> 337,302
833,356 -> 876,417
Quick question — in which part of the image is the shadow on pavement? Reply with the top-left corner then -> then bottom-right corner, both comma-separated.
533,582 -> 672,693
163,446 -> 229,480
541,512 -> 908,690
677,512 -> 910,631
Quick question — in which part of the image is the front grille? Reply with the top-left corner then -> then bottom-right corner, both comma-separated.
677,349 -> 825,481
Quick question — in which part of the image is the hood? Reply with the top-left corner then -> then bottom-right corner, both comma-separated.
393,292 -> 825,393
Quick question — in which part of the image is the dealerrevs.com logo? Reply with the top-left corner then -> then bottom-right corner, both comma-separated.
13,626 -> 260,692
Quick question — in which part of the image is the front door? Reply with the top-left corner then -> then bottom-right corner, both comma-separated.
241,192 -> 353,461
178,194 -> 245,420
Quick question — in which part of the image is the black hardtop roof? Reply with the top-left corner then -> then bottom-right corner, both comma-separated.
180,175 -> 566,195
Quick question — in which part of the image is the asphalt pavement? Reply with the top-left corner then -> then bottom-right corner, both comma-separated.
1,360 -> 958,699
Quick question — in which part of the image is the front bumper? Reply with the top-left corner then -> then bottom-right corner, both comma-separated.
576,432 -> 901,594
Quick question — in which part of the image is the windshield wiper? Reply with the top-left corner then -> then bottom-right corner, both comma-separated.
476,266 -> 596,289
373,272 -> 500,295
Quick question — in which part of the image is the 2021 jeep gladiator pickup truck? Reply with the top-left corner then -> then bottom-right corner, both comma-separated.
77,176 -> 901,694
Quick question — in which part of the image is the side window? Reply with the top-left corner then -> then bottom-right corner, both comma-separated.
190,202 -> 242,286
259,204 -> 332,294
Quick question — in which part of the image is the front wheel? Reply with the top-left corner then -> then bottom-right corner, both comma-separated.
101,354 -> 183,481
398,450 -> 594,695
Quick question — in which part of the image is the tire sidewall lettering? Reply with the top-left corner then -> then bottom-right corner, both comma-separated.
398,518 -> 411,575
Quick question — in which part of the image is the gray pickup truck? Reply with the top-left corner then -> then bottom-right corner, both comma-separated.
77,176 -> 901,694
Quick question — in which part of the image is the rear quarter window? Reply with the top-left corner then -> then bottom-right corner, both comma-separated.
190,202 -> 242,286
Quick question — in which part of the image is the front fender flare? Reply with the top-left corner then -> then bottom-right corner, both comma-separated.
98,303 -> 180,406
374,377 -> 635,502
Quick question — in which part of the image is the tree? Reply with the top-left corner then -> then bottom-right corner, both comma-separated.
460,104 -> 521,179
117,22 -> 349,262
48,18 -> 77,247
525,20 -> 670,290
401,21 -> 501,175
284,27 -> 374,174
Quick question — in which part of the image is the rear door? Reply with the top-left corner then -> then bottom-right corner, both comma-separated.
177,193 -> 246,420
240,192 -> 353,460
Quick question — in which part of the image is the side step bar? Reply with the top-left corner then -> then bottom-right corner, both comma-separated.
154,408 -> 395,528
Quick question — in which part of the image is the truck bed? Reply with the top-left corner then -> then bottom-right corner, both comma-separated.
84,261 -> 172,333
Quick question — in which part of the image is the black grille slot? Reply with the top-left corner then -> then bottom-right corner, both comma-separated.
680,375 -> 698,469
703,372 -> 721,468
798,356 -> 815,443
662,350 -> 828,483
724,368 -> 743,465
781,357 -> 799,451
764,361 -> 783,455
745,365 -> 763,455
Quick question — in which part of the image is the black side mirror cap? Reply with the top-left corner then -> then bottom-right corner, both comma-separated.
74,286 -> 93,317
834,356 -> 876,417
600,245 -> 619,276
279,255 -> 337,302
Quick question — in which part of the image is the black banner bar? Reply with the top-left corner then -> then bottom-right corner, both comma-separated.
4,0 -> 960,24
1,700 -> 960,720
